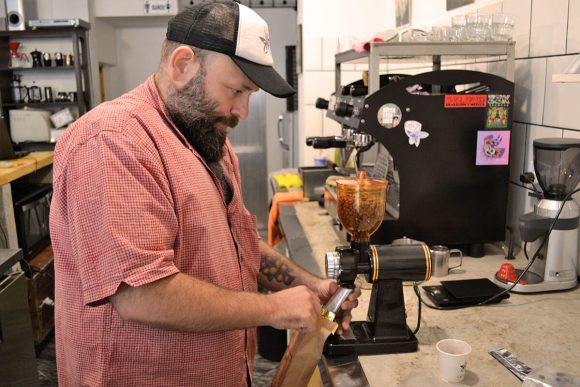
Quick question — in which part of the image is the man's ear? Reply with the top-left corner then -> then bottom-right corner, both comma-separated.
167,46 -> 200,88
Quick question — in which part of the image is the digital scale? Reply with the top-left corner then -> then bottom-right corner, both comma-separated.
423,278 -> 510,307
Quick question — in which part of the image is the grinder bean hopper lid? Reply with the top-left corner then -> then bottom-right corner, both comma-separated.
336,170 -> 388,241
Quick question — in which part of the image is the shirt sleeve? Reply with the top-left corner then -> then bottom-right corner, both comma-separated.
62,125 -> 180,306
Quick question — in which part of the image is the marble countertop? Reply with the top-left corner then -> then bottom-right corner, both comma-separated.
279,200 -> 580,387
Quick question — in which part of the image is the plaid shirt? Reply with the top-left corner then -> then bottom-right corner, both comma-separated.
50,75 -> 260,386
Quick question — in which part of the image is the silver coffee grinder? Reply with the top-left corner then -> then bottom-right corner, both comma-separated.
495,138 -> 580,292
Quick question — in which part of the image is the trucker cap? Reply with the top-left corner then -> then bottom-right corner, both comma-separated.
166,0 -> 295,98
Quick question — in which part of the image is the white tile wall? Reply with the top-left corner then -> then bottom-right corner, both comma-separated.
568,0 -> 580,53
488,60 -> 508,79
322,114 -> 341,137
529,0 -> 568,57
513,57 -> 547,125
544,55 -> 580,130
303,71 -> 335,106
466,62 -> 490,73
341,71 -> 367,86
479,2 -> 503,15
322,37 -> 338,71
301,105 -> 324,165
302,36 -> 322,71
503,0 -> 532,58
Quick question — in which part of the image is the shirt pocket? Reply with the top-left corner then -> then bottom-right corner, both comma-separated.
231,212 -> 260,291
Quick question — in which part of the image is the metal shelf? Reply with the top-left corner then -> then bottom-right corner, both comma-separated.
3,101 -> 79,108
335,41 -> 516,93
0,66 -> 81,72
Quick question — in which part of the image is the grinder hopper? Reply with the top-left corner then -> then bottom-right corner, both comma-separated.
336,170 -> 387,242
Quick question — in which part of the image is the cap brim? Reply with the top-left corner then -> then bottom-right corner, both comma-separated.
231,56 -> 295,98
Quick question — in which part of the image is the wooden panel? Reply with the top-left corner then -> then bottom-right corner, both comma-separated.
27,245 -> 55,345
0,151 -> 53,186
29,302 -> 54,345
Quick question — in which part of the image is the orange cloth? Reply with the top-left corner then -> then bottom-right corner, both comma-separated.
268,191 -> 305,246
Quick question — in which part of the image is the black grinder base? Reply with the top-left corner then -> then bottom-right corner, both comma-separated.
323,322 -> 418,356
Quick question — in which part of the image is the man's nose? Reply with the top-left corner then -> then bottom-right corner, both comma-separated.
231,95 -> 250,120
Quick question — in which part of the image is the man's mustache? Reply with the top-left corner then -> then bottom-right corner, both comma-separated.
214,115 -> 239,129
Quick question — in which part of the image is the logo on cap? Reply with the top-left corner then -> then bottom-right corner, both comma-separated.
260,27 -> 270,54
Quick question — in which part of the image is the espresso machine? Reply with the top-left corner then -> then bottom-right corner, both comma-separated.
309,70 -> 515,256
494,138 -> 580,292
323,170 -> 431,356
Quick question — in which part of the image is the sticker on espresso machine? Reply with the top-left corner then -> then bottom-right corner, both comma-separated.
486,106 -> 508,128
476,130 -> 510,165
377,103 -> 402,129
404,120 -> 429,147
485,94 -> 511,129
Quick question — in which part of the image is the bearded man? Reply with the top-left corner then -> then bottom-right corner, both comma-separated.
49,1 -> 360,386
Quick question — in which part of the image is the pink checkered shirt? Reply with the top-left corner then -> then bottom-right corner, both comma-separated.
50,75 -> 260,386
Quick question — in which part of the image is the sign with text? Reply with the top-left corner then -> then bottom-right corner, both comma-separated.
444,94 -> 487,108
144,0 -> 172,15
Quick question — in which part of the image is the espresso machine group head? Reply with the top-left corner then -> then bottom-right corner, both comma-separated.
323,171 -> 431,356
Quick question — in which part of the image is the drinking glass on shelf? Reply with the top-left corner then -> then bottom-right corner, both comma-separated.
491,13 -> 515,41
430,26 -> 444,41
466,13 -> 491,42
337,36 -> 360,52
412,29 -> 429,42
441,26 -> 452,41
451,15 -> 467,41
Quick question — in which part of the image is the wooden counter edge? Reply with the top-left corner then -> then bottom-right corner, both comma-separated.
0,151 -> 54,186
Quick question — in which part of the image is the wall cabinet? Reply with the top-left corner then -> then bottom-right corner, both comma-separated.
0,25 -> 92,146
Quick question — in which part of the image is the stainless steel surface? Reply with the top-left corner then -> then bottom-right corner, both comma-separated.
326,251 -> 340,279
277,115 -> 290,151
300,166 -> 335,201
324,286 -> 352,315
535,198 -> 580,219
320,353 -> 371,387
0,248 -> 22,274
230,91 -> 268,230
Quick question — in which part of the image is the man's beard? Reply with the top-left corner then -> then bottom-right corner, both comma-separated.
165,68 -> 239,164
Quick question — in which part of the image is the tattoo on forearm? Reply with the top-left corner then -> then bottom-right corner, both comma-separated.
260,254 -> 296,286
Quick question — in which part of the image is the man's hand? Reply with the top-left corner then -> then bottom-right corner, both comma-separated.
267,285 -> 322,333
313,279 -> 362,334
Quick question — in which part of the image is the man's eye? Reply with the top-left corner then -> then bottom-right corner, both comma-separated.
230,88 -> 242,95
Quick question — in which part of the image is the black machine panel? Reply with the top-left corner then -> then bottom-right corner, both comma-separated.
357,70 -> 514,250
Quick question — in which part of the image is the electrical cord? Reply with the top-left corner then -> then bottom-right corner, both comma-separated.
509,179 -> 539,193
414,186 -> 580,310
412,281 -> 422,334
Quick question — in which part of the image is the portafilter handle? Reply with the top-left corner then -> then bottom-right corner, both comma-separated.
322,286 -> 352,322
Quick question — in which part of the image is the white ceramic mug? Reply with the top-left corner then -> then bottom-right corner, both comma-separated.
431,245 -> 463,277
436,338 -> 472,383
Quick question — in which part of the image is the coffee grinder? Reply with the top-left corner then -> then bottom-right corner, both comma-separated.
323,171 -> 431,356
495,138 -> 580,292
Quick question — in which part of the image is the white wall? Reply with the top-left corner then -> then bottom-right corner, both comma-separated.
106,24 -> 166,99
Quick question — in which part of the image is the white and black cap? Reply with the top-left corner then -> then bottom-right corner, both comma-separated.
166,0 -> 295,98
